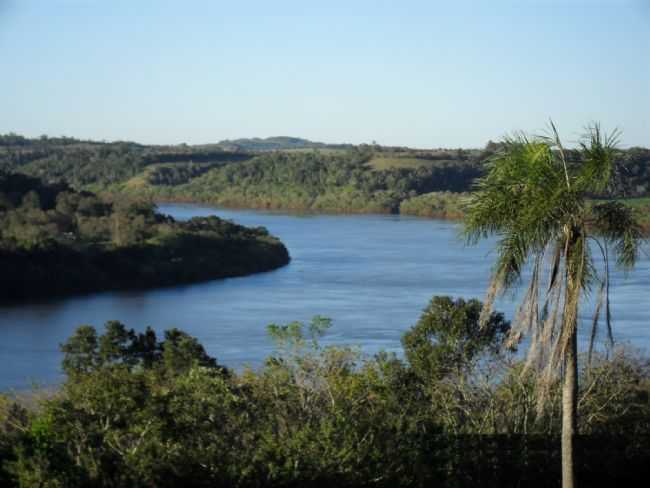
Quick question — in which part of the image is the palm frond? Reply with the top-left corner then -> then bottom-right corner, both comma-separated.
587,238 -> 613,369
576,123 -> 620,194
592,201 -> 642,270
545,119 -> 571,189
508,251 -> 543,351
464,121 -> 642,419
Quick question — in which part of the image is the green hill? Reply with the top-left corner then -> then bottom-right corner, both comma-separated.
216,136 -> 352,152
111,150 -> 483,214
1,133 -> 649,220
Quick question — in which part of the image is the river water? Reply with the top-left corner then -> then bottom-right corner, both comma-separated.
1,204 -> 648,390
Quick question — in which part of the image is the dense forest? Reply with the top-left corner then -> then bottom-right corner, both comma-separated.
122,151 -> 483,214
0,172 -> 289,302
0,297 -> 648,487
0,133 -> 252,189
2,133 -> 649,222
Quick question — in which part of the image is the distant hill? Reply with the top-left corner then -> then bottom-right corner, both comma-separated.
1,133 -> 649,218
0,133 -> 253,189
217,136 -> 353,152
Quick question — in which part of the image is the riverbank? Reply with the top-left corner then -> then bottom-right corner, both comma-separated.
0,217 -> 290,304
112,190 -> 471,220
148,191 -> 650,235
0,174 -> 290,303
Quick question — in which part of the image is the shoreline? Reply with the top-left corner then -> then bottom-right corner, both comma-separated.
150,195 -> 650,235
142,194 -> 468,221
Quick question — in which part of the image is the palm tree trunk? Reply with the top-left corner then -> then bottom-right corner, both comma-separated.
562,325 -> 578,488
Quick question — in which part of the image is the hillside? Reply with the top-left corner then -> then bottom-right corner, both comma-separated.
216,136 -> 354,152
112,150 -> 484,214
1,133 -> 649,220
0,133 -> 253,189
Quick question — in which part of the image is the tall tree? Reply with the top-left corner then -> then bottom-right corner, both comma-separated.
463,122 -> 643,488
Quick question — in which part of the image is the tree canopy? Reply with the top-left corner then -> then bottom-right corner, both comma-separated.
0,172 -> 289,302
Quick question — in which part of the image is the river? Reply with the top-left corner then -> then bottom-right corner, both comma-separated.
1,204 -> 648,390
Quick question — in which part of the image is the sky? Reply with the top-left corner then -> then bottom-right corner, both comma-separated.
0,0 -> 648,148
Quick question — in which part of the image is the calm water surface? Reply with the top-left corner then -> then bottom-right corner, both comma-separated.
1,204 -> 648,390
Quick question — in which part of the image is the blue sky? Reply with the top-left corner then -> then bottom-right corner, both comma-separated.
0,0 -> 647,147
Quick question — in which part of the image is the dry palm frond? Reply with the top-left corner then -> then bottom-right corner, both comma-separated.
464,122 -> 643,422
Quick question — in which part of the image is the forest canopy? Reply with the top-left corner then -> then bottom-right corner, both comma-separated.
2,133 -> 648,221
0,171 -> 290,302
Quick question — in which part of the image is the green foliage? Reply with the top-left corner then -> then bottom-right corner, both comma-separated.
2,300 -> 650,486
61,322 -> 228,378
3,133 -> 648,220
267,315 -> 333,351
399,191 -> 470,218
402,296 -> 511,380
0,173 -> 290,302
128,150 -> 482,214
161,328 -> 223,375
60,326 -> 99,376
463,124 -> 644,378
215,136 -> 351,152
463,122 -> 646,487
591,201 -> 643,269
0,134 -> 251,188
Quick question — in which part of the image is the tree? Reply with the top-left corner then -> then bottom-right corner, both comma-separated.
60,322 -> 228,377
402,296 -> 510,380
463,122 -> 643,488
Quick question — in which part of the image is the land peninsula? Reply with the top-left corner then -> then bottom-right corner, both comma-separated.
0,172 -> 290,302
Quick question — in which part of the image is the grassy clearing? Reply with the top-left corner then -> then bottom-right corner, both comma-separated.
367,156 -> 439,170
280,147 -> 349,155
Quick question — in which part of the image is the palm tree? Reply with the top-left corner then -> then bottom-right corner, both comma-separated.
463,122 -> 643,488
